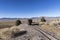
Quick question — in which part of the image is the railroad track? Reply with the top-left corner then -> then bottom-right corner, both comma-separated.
30,25 -> 58,40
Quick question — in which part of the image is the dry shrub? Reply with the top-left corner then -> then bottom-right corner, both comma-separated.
57,22 -> 60,25
15,20 -> 21,26
44,22 -> 49,25
39,22 -> 45,25
0,28 -> 12,40
41,17 -> 46,22
10,26 -> 26,38
0,26 -> 20,40
49,21 -> 56,25
10,27 -> 20,33
39,22 -> 49,26
49,20 -> 60,26
28,19 -> 32,25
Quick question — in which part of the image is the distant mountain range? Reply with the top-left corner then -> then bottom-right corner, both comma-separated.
0,17 -> 60,20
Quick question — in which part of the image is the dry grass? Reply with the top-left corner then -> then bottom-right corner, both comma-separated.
0,20 -> 15,25
40,22 -> 60,36
0,26 -> 20,40
0,28 -> 12,40
0,20 -> 24,40
10,26 -> 20,33
0,20 -> 16,29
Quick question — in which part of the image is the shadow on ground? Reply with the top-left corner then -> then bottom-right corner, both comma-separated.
12,31 -> 27,38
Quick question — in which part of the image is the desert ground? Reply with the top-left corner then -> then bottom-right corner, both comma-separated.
0,17 -> 60,40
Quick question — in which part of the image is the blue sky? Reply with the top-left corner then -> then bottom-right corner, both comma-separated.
0,0 -> 60,18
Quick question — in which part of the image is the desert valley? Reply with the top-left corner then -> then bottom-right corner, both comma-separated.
0,17 -> 60,40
